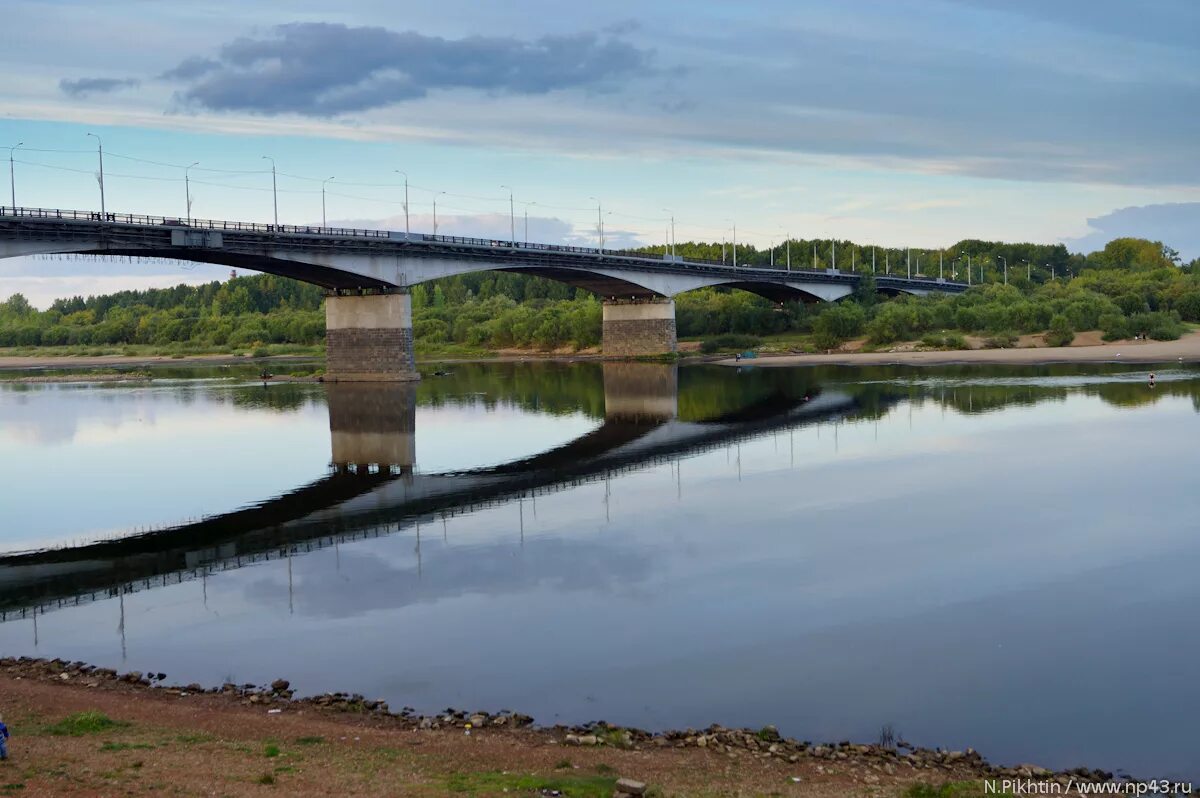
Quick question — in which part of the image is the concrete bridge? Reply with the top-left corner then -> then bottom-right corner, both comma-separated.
0,206 -> 967,380
0,364 -> 896,620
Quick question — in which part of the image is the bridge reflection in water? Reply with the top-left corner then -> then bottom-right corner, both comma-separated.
0,363 -> 891,630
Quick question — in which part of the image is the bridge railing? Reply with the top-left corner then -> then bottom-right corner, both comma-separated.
0,205 -> 964,287
0,206 -> 391,240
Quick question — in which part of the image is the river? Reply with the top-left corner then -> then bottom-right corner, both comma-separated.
0,360 -> 1196,781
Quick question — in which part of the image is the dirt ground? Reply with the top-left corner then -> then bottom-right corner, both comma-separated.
726,331 -> 1200,368
0,661 -> 1033,798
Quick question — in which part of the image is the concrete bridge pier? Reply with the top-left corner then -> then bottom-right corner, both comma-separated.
326,383 -> 417,473
325,291 -> 420,382
601,298 -> 677,357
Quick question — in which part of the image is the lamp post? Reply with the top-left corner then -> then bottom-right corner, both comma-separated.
831,241 -> 837,271
261,156 -> 277,227
524,201 -> 535,244
997,256 -> 1007,285
731,221 -> 737,268
6,142 -> 23,208
661,208 -> 675,259
786,233 -> 791,271
501,185 -> 515,244
907,247 -> 912,279
589,197 -> 603,252
87,133 -> 106,218
433,191 -> 446,235
394,170 -> 409,238
965,253 -> 972,286
872,246 -> 876,274
184,161 -> 199,224
939,251 -> 944,280
321,176 -> 335,228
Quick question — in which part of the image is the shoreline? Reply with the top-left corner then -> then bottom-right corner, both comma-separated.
717,331 -> 1200,368
0,657 -> 1142,797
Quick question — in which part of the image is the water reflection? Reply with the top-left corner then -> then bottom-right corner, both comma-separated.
1,360 -> 1198,781
0,363 -> 862,620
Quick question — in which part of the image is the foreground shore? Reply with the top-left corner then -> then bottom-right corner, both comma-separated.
718,331 -> 1200,368
0,657 -> 1139,797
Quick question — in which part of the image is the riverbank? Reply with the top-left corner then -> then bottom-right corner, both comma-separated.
0,657 -> 1134,797
720,331 -> 1200,368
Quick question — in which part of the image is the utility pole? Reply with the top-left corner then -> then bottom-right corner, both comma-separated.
590,197 -> 603,252
6,142 -> 22,207
88,133 -> 106,218
394,170 -> 409,238
662,209 -> 675,259
185,161 -> 199,224
321,176 -> 335,228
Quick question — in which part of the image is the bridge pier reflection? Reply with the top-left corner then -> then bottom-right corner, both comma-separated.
326,383 -> 417,474
603,362 -> 678,421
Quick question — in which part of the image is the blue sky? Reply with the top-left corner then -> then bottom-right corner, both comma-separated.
2,0 -> 1199,305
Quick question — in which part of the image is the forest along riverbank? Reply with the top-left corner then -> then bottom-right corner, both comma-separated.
0,658 -> 1143,798
720,330 -> 1200,367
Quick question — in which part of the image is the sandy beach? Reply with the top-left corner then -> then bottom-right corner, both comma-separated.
718,331 -> 1200,368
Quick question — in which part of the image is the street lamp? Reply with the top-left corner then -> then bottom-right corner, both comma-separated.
786,232 -> 791,271
727,220 -> 737,268
588,197 -> 603,252
184,161 -> 199,224
5,142 -> 23,208
394,170 -> 409,238
261,156 -> 277,227
997,256 -> 1007,285
87,133 -> 106,218
523,201 -> 536,245
321,176 -> 335,228
433,191 -> 446,235
661,208 -> 675,259
501,185 -> 515,244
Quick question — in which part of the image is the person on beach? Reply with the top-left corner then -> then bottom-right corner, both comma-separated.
1149,371 -> 1156,387
0,714 -> 9,760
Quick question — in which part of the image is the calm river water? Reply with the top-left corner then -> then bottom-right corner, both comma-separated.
0,360 -> 1197,781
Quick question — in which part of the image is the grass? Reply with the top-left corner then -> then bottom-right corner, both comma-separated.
174,732 -> 216,744
263,743 -> 280,758
44,712 -> 128,736
294,736 -> 324,746
444,771 -> 617,797
256,773 -> 276,785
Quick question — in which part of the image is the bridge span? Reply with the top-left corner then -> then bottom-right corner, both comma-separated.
0,206 -> 968,380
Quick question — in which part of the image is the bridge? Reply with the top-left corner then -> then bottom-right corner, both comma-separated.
0,364 -> 899,621
0,206 -> 968,380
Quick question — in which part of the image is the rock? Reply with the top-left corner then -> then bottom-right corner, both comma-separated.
271,678 -> 290,692
469,714 -> 487,727
614,778 -> 647,796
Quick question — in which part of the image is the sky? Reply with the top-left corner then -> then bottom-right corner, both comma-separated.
2,0 -> 1199,306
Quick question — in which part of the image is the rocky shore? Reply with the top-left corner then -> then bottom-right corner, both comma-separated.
0,655 -> 1141,796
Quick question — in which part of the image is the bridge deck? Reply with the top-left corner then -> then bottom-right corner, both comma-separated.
0,206 -> 968,294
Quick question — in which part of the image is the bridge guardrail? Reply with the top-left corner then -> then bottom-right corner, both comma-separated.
0,206 -> 964,288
